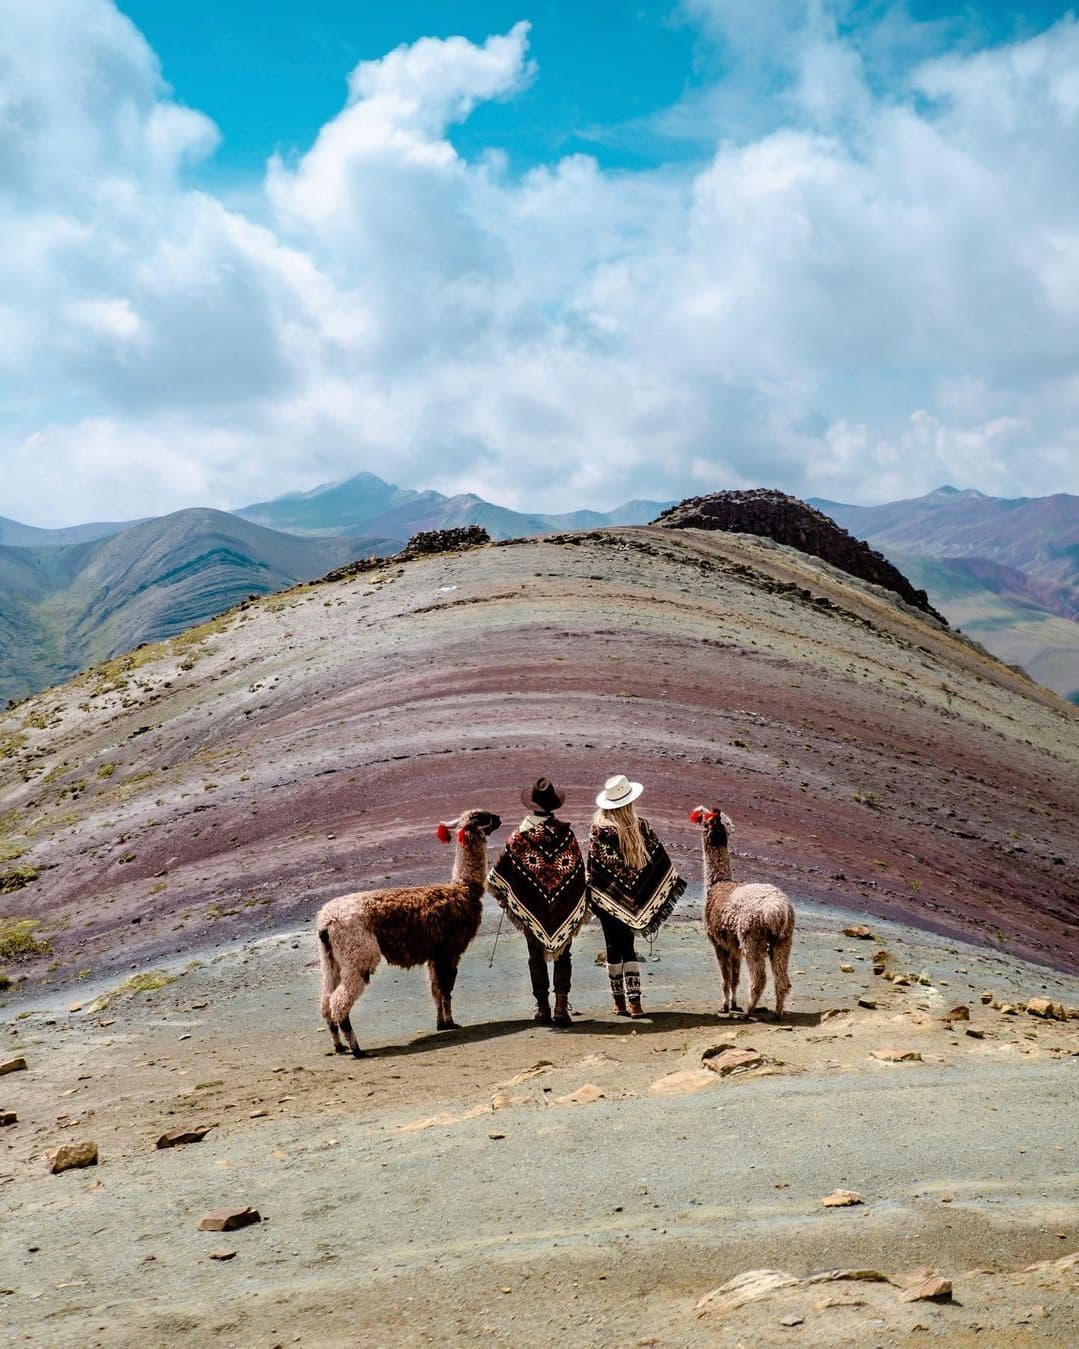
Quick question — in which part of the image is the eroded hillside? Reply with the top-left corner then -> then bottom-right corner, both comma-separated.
1,524 -> 1077,995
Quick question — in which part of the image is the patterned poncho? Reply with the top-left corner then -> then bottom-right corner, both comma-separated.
587,817 -> 685,935
486,816 -> 588,957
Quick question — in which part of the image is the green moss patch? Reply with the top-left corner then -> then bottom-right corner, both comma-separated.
0,865 -> 40,894
0,918 -> 50,960
87,968 -> 177,1012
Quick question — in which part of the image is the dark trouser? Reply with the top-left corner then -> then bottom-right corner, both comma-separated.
527,935 -> 572,998
596,910 -> 642,1001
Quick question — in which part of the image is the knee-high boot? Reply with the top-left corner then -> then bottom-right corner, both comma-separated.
624,961 -> 644,1017
607,961 -> 628,1015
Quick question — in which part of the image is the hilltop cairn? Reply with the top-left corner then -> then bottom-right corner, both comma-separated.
655,489 -> 945,622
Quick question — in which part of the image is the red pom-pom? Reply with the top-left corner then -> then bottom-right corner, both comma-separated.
704,810 -> 717,823
435,822 -> 451,844
456,827 -> 467,845
689,808 -> 703,824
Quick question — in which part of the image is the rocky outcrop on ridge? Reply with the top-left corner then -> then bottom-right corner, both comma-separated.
320,526 -> 491,583
655,489 -> 946,622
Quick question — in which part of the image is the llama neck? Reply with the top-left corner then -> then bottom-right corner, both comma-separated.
453,836 -> 488,887
702,836 -> 732,886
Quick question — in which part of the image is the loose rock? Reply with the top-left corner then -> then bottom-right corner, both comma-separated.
857,997 -> 878,1009
704,1047 -> 764,1076
156,1125 -> 215,1149
552,1083 -> 604,1105
871,1048 -> 923,1063
649,1069 -> 716,1096
844,925 -> 873,939
0,1057 -> 27,1076
209,1249 -> 237,1261
197,1206 -> 261,1232
48,1141 -> 98,1174
0,1112 -> 16,1127
1027,998 -> 1065,1019
821,1189 -> 863,1207
901,1277 -> 953,1303
944,1005 -> 970,1021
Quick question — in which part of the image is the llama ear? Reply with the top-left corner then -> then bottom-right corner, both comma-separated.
689,808 -> 704,824
435,822 -> 451,844
720,811 -> 733,832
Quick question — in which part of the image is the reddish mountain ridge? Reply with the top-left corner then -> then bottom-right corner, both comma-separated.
1,521 -> 1075,1000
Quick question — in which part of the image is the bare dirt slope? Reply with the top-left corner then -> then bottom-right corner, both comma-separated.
1,526 -> 1075,1000
1,907 -> 1076,1347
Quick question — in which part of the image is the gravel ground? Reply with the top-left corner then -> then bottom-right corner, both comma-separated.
2,900 -> 1076,1347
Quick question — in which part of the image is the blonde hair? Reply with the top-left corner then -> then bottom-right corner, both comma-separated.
593,802 -> 648,871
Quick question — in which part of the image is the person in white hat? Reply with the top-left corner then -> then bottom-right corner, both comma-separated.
586,774 -> 685,1017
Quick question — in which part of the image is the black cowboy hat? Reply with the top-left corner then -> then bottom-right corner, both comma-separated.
520,777 -> 565,813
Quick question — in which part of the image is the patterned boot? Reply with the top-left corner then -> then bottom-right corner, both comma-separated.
624,961 -> 644,1017
608,962 -> 628,1015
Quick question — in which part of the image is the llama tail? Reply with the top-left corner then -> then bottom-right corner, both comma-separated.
318,924 -> 341,1021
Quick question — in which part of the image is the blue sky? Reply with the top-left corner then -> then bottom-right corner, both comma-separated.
3,1 -> 1079,525
121,1 -> 1076,180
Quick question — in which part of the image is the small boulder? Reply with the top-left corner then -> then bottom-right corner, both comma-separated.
844,926 -> 873,939
649,1069 -> 716,1096
197,1206 -> 261,1232
944,1005 -> 970,1022
1027,998 -> 1065,1019
821,1189 -> 863,1207
840,964 -> 854,973
0,1057 -> 27,1076
156,1125 -> 215,1149
704,1047 -> 764,1077
965,1028 -> 986,1040
857,997 -> 878,1010
900,1276 -> 953,1303
48,1141 -> 98,1174
980,990 -> 994,1004
1,1111 -> 16,1127
552,1083 -> 604,1106
209,1249 -> 237,1261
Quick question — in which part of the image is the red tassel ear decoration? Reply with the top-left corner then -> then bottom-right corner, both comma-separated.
689,808 -> 703,824
456,827 -> 467,845
436,822 -> 451,844
704,811 -> 717,823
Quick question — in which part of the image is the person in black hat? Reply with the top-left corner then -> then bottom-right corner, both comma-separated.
486,778 -> 588,1027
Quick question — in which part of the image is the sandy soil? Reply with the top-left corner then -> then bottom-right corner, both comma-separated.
2,900 -> 1076,1347
2,527 -> 1076,1002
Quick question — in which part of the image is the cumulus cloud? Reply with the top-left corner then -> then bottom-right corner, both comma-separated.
2,0 -> 1078,526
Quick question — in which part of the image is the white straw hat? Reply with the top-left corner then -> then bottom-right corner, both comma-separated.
595,773 -> 644,810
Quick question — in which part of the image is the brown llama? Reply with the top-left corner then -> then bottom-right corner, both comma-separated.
690,804 -> 795,1018
316,808 -> 501,1056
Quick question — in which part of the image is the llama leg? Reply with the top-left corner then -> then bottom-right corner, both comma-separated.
728,942 -> 743,1011
319,927 -> 348,1054
328,966 -> 372,1058
714,943 -> 732,1012
744,937 -> 768,1014
430,956 -> 461,1030
770,937 -> 793,1017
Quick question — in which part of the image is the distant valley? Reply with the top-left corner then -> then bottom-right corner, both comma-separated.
1,475 -> 1076,704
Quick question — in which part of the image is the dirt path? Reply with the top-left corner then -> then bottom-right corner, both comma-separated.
2,902 -> 1076,1346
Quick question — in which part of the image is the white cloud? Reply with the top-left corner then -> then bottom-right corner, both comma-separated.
2,0 -> 1079,527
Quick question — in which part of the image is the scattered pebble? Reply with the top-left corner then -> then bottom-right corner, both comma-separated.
209,1249 -> 237,1261
0,1057 -> 27,1077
